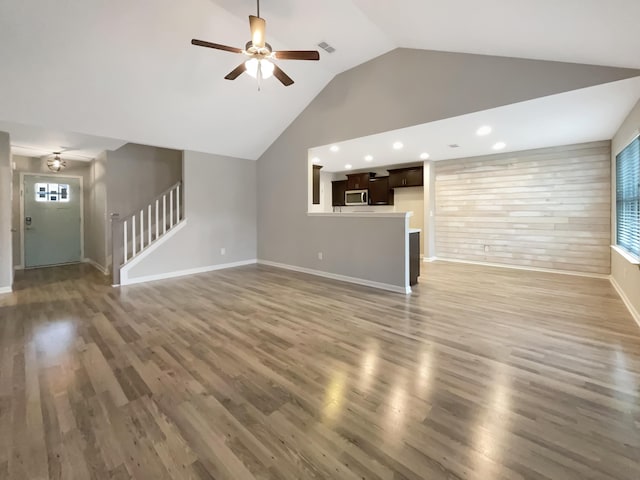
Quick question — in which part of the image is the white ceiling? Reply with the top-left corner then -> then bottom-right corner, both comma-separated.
0,0 -> 639,160
352,0 -> 640,69
310,77 -> 640,173
2,120 -> 127,161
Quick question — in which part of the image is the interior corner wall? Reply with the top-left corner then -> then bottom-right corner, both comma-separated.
0,131 -> 12,291
122,151 -> 257,282
257,47 -> 640,287
611,98 -> 640,320
85,152 -> 108,270
11,155 -> 92,269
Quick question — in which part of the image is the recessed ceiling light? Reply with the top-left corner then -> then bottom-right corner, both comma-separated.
311,157 -> 320,164
330,145 -> 340,153
493,142 -> 506,150
420,152 -> 430,160
477,125 -> 492,136
393,142 -> 404,150
364,155 -> 373,162
345,164 -> 352,170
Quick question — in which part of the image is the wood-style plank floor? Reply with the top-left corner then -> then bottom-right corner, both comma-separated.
1,262 -> 640,480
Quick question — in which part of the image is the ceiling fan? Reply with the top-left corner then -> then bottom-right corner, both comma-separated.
191,0 -> 320,87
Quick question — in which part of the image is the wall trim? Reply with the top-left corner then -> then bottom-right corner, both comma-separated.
610,276 -> 640,328
121,259 -> 257,286
0,286 -> 12,295
14,265 -> 24,271
423,257 -> 437,263
83,258 -> 109,275
258,259 -> 411,294
433,257 -> 610,279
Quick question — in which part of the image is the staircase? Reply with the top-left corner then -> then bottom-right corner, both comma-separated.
111,181 -> 183,285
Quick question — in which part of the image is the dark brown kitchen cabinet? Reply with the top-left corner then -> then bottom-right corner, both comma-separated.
388,166 -> 424,188
312,165 -> 322,205
368,176 -> 394,205
331,180 -> 347,206
346,172 -> 375,190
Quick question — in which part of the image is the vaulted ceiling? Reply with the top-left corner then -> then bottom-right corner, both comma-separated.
1,0 -> 639,160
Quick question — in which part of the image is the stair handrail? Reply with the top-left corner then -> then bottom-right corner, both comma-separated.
114,180 -> 182,225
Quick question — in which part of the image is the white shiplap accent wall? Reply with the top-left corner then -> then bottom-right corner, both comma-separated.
435,141 -> 611,275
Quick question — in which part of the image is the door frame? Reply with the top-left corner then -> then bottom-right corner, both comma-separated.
19,172 -> 85,269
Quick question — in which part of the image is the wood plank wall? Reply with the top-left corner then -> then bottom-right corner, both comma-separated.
434,141 -> 611,275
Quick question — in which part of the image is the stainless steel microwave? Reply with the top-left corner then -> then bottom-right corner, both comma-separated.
345,189 -> 368,206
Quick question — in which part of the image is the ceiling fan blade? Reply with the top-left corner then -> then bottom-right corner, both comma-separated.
274,50 -> 320,61
272,64 -> 294,86
225,62 -> 247,80
191,39 -> 243,54
249,15 -> 266,48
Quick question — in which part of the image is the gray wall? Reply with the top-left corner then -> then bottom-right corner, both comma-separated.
124,150 -> 257,281
257,48 -> 639,286
106,143 -> 182,218
85,152 -> 108,269
11,155 -> 92,268
611,98 -> 640,319
0,131 -> 11,291
434,142 -> 611,275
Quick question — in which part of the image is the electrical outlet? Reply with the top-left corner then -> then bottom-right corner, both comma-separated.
220,247 -> 226,256
318,252 -> 323,260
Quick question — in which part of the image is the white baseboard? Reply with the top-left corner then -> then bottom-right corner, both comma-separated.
0,286 -> 12,295
257,259 -> 411,294
14,265 -> 24,271
423,257 -> 436,263
121,259 -> 258,286
610,276 -> 640,328
433,257 -> 610,279
83,258 -> 109,275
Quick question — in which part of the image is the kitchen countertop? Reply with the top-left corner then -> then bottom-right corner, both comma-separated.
409,228 -> 421,234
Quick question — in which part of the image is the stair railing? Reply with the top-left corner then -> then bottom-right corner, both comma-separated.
111,181 -> 182,285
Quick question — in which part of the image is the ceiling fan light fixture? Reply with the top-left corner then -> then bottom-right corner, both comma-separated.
47,153 -> 66,172
245,58 -> 274,79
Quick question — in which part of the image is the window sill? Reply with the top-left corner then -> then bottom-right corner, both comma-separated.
611,245 -> 640,265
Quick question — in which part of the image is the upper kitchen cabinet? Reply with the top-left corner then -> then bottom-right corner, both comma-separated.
312,165 -> 322,205
369,176 -> 394,205
346,172 -> 376,190
331,180 -> 347,206
388,166 -> 424,188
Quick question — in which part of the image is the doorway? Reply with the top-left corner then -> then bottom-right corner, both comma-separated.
22,174 -> 83,268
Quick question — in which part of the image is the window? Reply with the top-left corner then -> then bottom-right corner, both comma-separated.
35,183 -> 70,203
616,136 -> 640,258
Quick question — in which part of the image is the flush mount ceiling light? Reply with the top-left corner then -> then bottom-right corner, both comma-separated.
477,125 -> 493,136
190,0 -> 320,88
420,152 -> 430,160
364,155 -> 373,162
330,145 -> 340,153
393,141 -> 404,150
47,152 -> 66,172
493,142 -> 507,150
344,164 -> 353,170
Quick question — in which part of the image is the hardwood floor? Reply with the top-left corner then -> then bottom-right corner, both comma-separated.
1,262 -> 639,479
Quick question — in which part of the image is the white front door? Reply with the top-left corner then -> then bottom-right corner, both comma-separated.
24,175 -> 82,268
